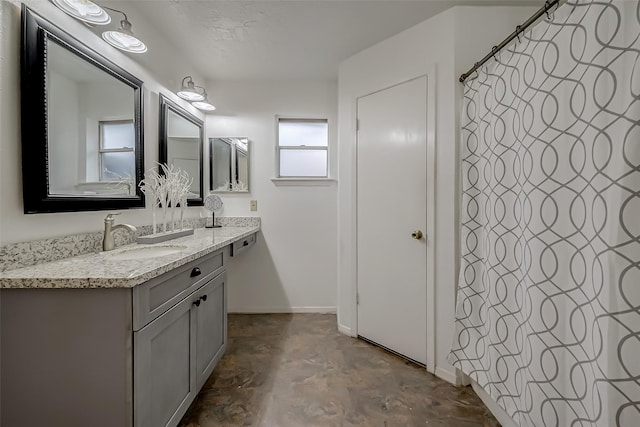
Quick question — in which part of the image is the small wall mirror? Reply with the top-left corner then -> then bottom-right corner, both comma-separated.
210,137 -> 250,192
159,94 -> 204,205
21,6 -> 145,213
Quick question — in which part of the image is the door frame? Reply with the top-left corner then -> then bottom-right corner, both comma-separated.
351,70 -> 436,373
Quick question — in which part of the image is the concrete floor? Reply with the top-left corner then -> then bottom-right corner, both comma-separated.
179,314 -> 499,427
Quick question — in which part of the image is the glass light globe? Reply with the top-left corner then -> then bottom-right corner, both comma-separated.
52,0 -> 111,25
192,101 -> 216,111
102,26 -> 147,53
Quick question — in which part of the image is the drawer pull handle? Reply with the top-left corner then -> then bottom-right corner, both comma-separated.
200,294 -> 208,302
191,267 -> 202,277
193,299 -> 201,307
243,240 -> 249,247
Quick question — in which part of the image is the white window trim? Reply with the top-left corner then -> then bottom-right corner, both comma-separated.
274,115 -> 332,182
270,177 -> 337,187
99,119 -> 134,181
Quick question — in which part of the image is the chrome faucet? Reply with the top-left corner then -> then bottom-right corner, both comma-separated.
102,213 -> 138,251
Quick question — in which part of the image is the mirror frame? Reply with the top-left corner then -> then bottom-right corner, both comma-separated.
158,94 -> 204,206
21,6 -> 145,214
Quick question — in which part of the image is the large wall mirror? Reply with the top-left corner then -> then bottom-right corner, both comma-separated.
21,6 -> 144,214
159,94 -> 204,205
210,137 -> 250,192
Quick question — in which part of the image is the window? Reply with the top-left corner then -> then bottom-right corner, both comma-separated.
99,120 -> 135,181
277,118 -> 328,178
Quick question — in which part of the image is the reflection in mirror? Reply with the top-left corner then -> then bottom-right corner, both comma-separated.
211,138 -> 232,191
159,94 -> 204,205
167,110 -> 201,195
210,138 -> 250,192
47,40 -> 136,197
21,6 -> 144,213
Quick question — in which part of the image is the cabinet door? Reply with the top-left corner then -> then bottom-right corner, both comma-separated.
134,294 -> 197,427
194,272 -> 227,390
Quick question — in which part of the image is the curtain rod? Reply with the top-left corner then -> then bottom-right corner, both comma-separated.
459,0 -> 560,83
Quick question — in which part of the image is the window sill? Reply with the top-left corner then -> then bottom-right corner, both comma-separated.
271,178 -> 337,187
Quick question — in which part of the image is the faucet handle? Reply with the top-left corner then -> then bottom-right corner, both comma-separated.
105,212 -> 121,222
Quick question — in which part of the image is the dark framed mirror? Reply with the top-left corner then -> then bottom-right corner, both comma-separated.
21,6 -> 145,214
159,94 -> 204,206
210,137 -> 250,192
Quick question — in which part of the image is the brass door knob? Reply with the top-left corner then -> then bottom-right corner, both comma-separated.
411,230 -> 423,240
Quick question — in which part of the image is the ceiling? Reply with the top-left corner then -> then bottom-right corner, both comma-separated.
102,0 -> 540,82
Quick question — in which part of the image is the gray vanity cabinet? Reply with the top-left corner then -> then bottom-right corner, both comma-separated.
1,247 -> 228,427
134,272 -> 227,427
1,288 -> 134,427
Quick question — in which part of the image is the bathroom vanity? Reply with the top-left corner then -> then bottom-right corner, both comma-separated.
0,225 -> 258,427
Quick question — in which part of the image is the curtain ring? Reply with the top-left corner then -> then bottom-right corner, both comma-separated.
515,25 -> 522,42
492,46 -> 499,61
544,0 -> 551,19
474,63 -> 480,78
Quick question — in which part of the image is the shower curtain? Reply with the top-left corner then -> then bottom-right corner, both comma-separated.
448,1 -> 640,426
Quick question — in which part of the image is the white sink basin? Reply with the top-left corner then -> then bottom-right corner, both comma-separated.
105,245 -> 188,260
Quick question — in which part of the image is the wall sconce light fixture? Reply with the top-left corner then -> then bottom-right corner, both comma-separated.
51,0 -> 147,54
176,76 -> 216,112
101,7 -> 147,53
177,76 -> 205,101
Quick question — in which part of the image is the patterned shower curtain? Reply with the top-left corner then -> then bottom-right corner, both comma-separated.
448,1 -> 640,426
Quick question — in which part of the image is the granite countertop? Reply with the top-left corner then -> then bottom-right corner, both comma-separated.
0,226 -> 259,289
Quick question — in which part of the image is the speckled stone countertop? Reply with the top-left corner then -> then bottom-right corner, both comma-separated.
0,226 -> 259,289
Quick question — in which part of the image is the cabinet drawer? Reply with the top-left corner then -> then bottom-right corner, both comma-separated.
133,249 -> 226,330
231,233 -> 256,257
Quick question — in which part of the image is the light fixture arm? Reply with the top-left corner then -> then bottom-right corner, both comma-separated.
176,76 -> 216,111
181,77 -> 205,95
101,6 -> 133,34
100,5 -> 147,53
101,6 -> 128,21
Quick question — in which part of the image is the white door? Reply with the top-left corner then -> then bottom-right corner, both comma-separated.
356,76 -> 427,365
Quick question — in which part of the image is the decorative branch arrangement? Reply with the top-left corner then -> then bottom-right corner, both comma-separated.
137,164 -> 195,243
214,179 -> 248,192
103,167 -> 135,196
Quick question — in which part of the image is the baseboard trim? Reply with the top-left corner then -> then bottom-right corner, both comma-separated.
337,323 -> 352,336
435,367 -> 458,385
229,306 -> 337,314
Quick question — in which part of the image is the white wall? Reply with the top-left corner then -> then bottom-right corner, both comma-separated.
48,70 -> 81,194
337,6 -> 536,384
0,0 -> 205,246
206,80 -> 338,313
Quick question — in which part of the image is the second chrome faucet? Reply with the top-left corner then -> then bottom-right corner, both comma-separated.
102,213 -> 137,251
